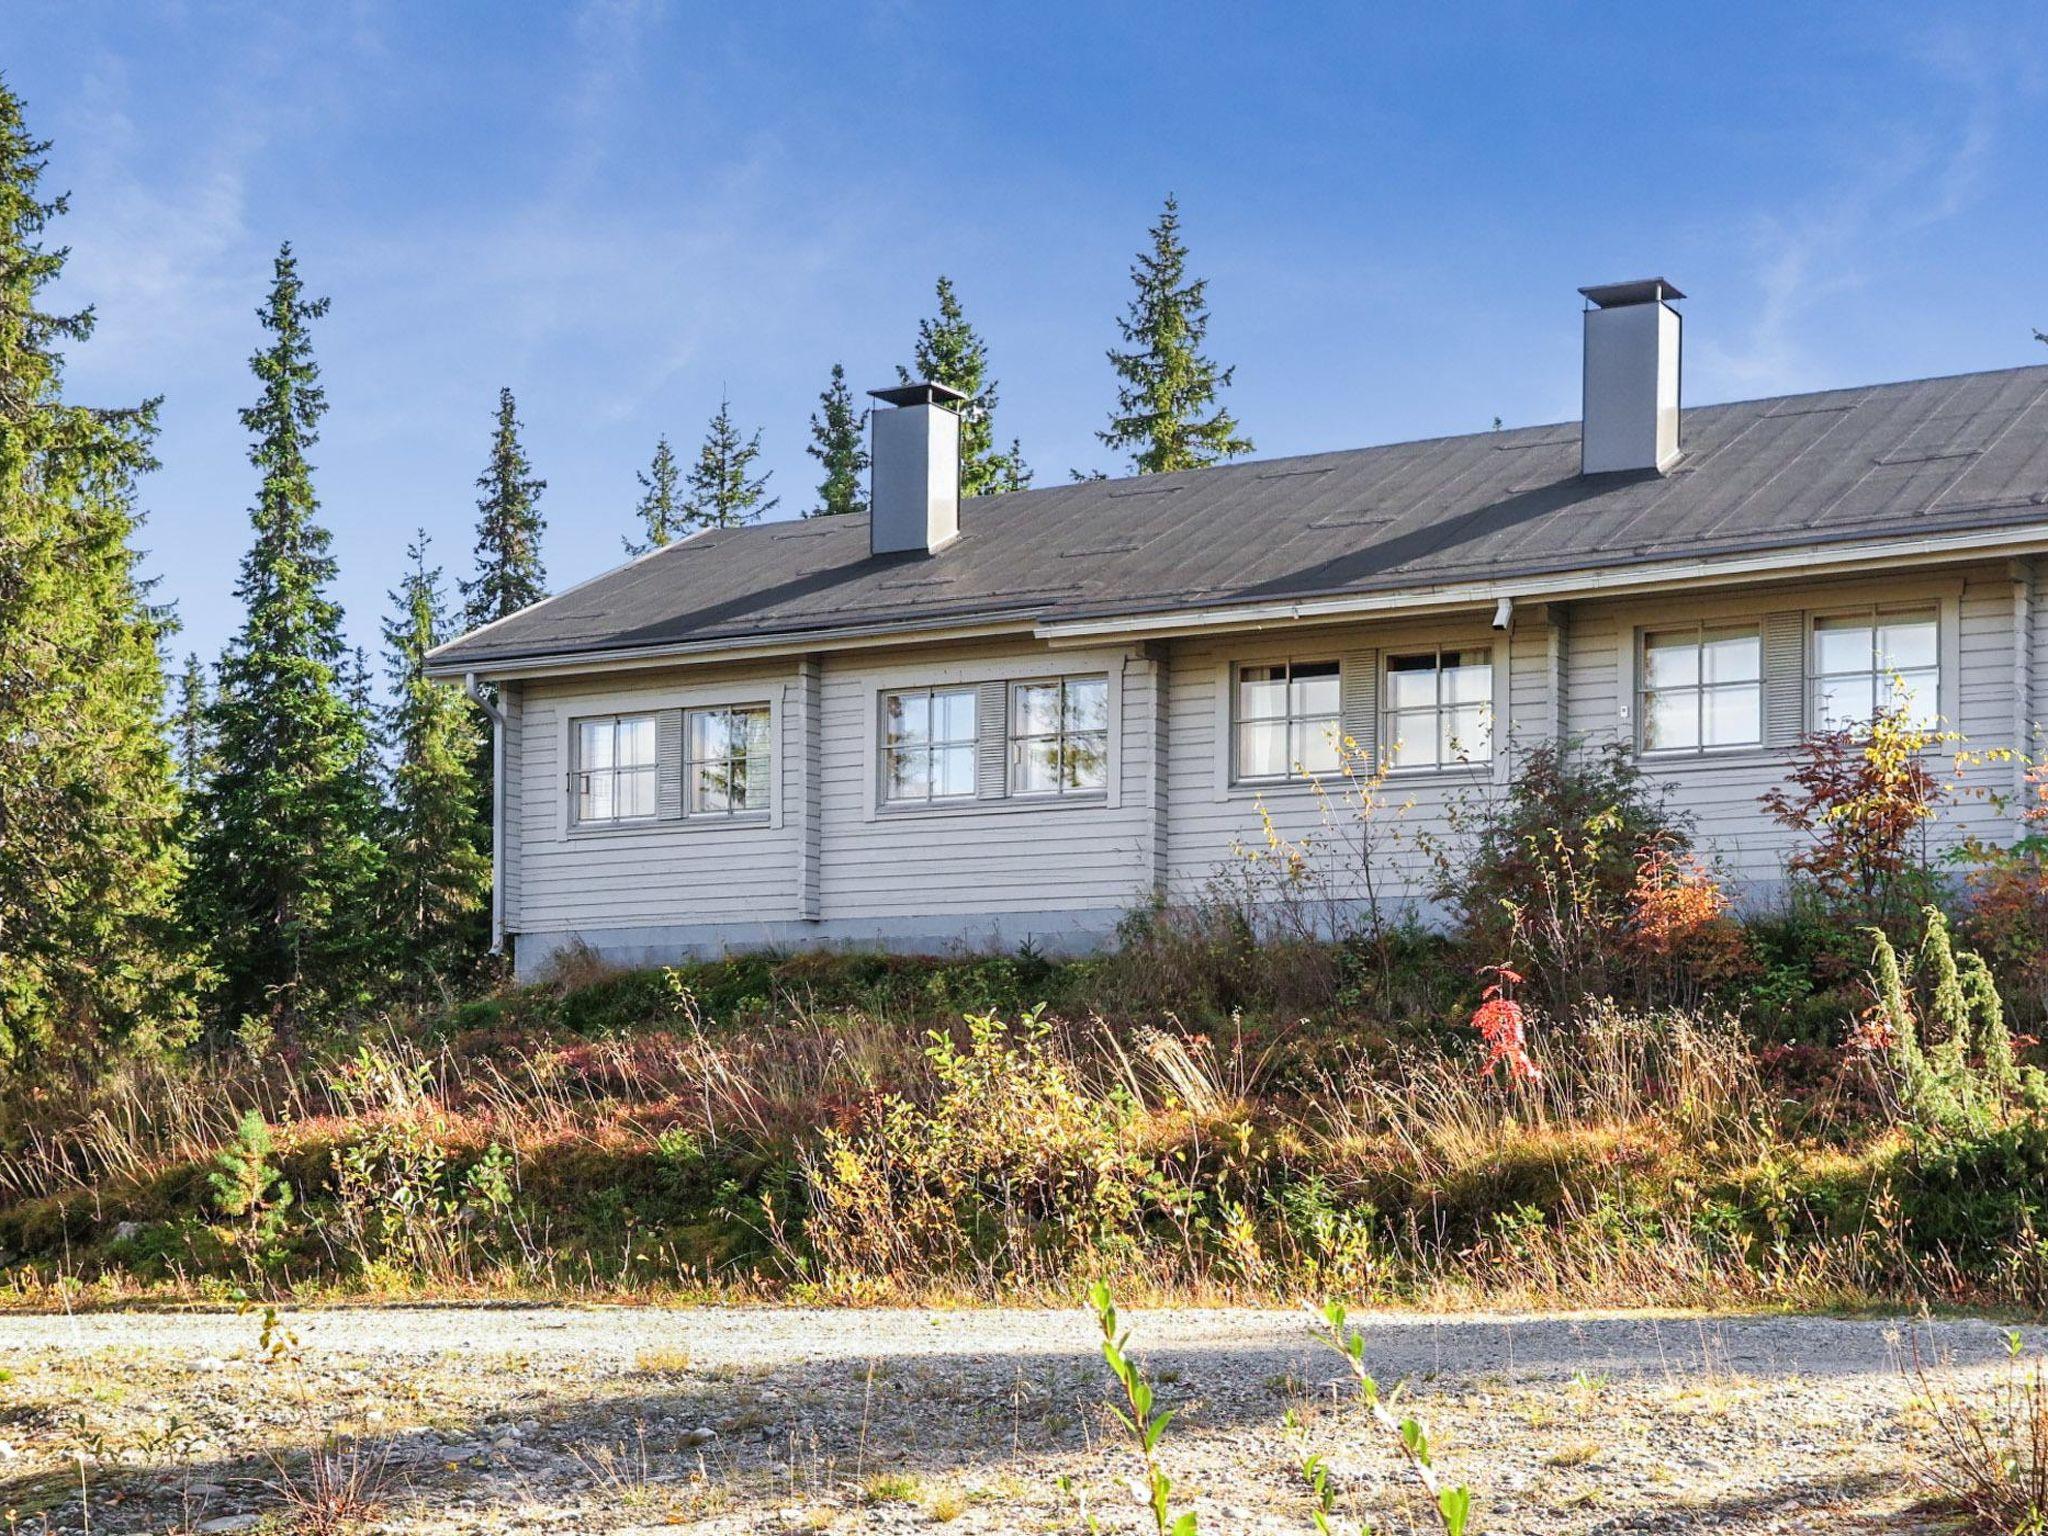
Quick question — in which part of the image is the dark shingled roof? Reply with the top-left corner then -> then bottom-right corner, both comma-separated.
432,364 -> 2048,670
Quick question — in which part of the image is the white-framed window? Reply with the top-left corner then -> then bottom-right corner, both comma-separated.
1640,624 -> 1763,754
1382,648 -> 1493,771
1010,675 -> 1109,796
1811,607 -> 1939,731
575,715 -> 658,824
686,703 -> 771,816
1233,658 -> 1341,782
883,686 -> 978,804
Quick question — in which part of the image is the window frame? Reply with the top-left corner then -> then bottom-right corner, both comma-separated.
571,713 -> 660,827
1007,673 -> 1111,799
1379,645 -> 1496,774
879,685 -> 980,806
1229,656 -> 1343,785
684,701 -> 774,819
1636,621 -> 1765,757
1807,604 -> 1941,734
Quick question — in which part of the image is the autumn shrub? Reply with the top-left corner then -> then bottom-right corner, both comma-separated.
798,1006 -> 1168,1290
1433,742 -> 1702,1014
1762,707 -> 1958,930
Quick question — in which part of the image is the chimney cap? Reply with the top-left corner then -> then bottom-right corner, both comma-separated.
868,380 -> 969,409
1578,277 -> 1686,309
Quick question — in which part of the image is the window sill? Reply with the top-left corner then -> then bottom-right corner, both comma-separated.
1632,747 -> 1788,775
567,812 -> 773,838
873,792 -> 1110,822
1227,763 -> 1493,797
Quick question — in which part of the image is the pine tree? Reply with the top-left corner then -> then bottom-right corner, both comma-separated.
899,277 -> 1031,496
806,363 -> 869,518
0,78 -> 196,1063
378,533 -> 488,987
461,387 -> 547,630
171,652 -> 215,797
683,394 -> 778,530
185,244 -> 383,1027
1099,195 -> 1252,475
623,435 -> 682,556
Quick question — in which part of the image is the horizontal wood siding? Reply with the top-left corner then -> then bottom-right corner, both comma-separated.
813,641 -> 1156,920
1163,566 -> 2026,909
501,683 -> 524,930
511,666 -> 802,935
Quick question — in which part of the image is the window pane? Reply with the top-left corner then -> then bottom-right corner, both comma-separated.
1064,732 -> 1109,791
617,717 -> 656,767
1878,614 -> 1938,672
692,761 -> 731,813
1701,629 -> 1760,685
1442,654 -> 1493,705
885,692 -> 929,746
739,708 -> 772,755
1063,677 -> 1108,732
581,721 -> 614,770
618,765 -> 656,819
1643,689 -> 1699,752
1813,617 -> 1873,677
1236,719 -> 1289,779
580,773 -> 609,822
886,747 -> 928,802
740,753 -> 771,810
1294,717 -> 1342,775
1441,705 -> 1491,764
1013,736 -> 1060,794
1702,683 -> 1761,746
1238,665 -> 1288,720
936,689 -> 977,743
935,744 -> 976,798
691,711 -> 729,761
1014,683 -> 1061,738
1888,668 -> 1940,726
1383,712 -> 1436,770
1815,676 -> 1875,732
1290,660 -> 1341,718
1642,631 -> 1700,690
1385,655 -> 1438,711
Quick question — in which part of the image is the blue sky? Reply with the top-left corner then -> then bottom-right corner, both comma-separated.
13,2 -> 2048,679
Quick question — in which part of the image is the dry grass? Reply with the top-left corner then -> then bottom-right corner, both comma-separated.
1909,1333 -> 2048,1532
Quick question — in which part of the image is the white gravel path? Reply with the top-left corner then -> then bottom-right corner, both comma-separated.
0,1305 -> 2027,1533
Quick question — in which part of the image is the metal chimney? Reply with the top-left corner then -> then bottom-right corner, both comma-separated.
1579,278 -> 1684,475
867,381 -> 965,556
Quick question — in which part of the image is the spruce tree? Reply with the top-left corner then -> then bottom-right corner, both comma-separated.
379,534 -> 488,988
185,244 -> 383,1026
623,435 -> 682,555
0,77 -> 196,1062
899,277 -> 1031,496
806,363 -> 869,517
170,652 -> 214,795
1099,195 -> 1253,475
461,387 -> 547,630
683,394 -> 778,530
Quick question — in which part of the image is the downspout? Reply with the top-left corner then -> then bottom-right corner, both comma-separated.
465,672 -> 506,955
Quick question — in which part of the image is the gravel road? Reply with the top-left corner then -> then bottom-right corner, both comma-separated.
0,1304 -> 2026,1533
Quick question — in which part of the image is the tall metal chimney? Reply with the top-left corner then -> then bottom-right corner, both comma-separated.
1579,278 -> 1684,475
867,381 -> 965,556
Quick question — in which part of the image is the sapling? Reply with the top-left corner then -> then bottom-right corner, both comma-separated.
1309,1300 -> 1475,1536
1087,1280 -> 1197,1535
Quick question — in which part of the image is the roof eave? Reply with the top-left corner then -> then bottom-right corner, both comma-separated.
423,613 -> 1044,683
1034,524 -> 2048,645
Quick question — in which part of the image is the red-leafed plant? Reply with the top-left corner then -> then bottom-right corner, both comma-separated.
1760,708 -> 1957,927
1470,964 -> 1539,1083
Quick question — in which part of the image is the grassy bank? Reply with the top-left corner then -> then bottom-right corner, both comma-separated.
0,925 -> 2040,1314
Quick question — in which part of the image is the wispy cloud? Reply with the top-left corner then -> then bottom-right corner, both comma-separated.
1699,21 -> 2037,395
